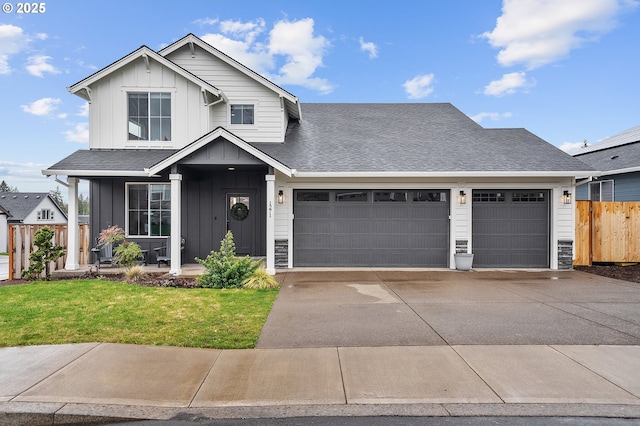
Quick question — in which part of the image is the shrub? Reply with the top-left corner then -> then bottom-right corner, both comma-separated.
243,268 -> 280,289
124,265 -> 146,283
23,226 -> 65,281
114,241 -> 143,269
196,231 -> 261,289
98,225 -> 125,246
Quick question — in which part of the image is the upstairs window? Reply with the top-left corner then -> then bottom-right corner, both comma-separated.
37,209 -> 54,220
128,92 -> 171,141
230,104 -> 255,125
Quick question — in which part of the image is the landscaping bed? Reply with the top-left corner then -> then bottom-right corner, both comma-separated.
575,263 -> 640,284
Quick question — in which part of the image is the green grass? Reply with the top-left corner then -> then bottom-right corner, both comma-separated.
0,280 -> 278,349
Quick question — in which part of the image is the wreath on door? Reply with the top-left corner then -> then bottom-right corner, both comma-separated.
230,202 -> 249,221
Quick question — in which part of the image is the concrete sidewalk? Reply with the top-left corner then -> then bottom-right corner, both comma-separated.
2,342 -> 640,424
3,270 -> 640,424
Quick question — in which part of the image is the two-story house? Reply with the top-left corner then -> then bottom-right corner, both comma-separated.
44,34 -> 594,274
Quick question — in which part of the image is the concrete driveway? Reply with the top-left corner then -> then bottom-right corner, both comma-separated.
257,270 -> 640,348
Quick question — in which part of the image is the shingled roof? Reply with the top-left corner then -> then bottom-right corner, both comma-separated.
0,192 -> 64,222
573,125 -> 640,174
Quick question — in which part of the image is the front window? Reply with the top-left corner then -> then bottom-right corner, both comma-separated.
37,209 -> 54,220
128,92 -> 171,141
230,104 -> 255,125
127,183 -> 171,236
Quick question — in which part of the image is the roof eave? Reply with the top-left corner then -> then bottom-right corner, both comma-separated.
42,169 -> 150,177
291,170 -> 600,178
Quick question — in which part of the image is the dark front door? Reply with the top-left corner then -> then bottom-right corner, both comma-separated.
227,193 -> 254,255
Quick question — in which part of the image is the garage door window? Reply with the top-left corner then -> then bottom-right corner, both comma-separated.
336,191 -> 368,202
374,191 -> 407,202
473,192 -> 505,202
413,191 -> 447,202
512,192 -> 546,202
296,191 -> 330,202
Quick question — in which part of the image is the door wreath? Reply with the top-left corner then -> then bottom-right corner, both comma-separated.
230,202 -> 249,221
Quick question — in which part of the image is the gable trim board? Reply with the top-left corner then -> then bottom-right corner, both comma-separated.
45,33 -> 595,273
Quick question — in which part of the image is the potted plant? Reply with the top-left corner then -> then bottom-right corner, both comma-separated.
454,252 -> 474,271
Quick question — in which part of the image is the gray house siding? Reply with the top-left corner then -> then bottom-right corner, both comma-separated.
90,168 -> 267,264
576,172 -> 640,201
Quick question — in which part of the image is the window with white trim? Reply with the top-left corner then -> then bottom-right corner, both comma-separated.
230,104 -> 255,125
37,209 -> 54,221
127,183 -> 171,236
590,180 -> 614,201
128,92 -> 171,141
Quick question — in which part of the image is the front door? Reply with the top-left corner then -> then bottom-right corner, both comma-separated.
227,193 -> 254,255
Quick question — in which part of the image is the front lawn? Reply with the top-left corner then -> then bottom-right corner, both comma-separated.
0,279 -> 278,349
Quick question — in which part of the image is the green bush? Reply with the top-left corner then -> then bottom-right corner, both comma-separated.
23,226 -> 65,281
114,241 -> 143,269
196,231 -> 261,289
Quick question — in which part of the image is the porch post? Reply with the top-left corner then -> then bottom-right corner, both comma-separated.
169,173 -> 182,275
65,177 -> 80,270
265,174 -> 276,275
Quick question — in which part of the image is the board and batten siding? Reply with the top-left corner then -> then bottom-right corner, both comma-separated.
89,56 -> 209,150
165,45 -> 288,143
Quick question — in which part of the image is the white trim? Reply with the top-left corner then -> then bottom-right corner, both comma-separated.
146,127 -> 292,177
42,170 -> 150,177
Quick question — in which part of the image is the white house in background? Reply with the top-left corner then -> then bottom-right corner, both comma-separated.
0,192 -> 68,252
44,33 -> 594,274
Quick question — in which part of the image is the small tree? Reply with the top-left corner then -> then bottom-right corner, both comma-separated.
196,231 -> 260,288
23,226 -> 65,281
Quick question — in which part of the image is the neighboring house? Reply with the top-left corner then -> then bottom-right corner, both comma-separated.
0,192 -> 68,252
43,33 -> 594,273
573,126 -> 640,201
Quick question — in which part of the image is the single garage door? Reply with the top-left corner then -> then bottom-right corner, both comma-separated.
294,189 -> 450,267
472,190 -> 550,268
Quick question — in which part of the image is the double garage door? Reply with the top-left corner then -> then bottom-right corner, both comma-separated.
294,190 -> 450,267
293,189 -> 551,268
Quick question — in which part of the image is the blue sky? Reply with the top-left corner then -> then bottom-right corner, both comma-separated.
0,0 -> 638,196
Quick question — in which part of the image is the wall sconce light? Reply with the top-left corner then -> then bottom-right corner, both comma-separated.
459,190 -> 467,205
278,189 -> 285,204
562,190 -> 572,205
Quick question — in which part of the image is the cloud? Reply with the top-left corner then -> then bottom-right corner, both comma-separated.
201,17 -> 333,94
193,17 -> 219,26
402,74 -> 435,99
359,37 -> 378,58
483,71 -> 534,96
470,111 -> 514,123
0,24 -> 28,75
21,97 -> 62,116
483,0 -> 638,69
77,103 -> 89,117
26,55 -> 60,77
64,123 -> 89,143
559,141 -> 588,153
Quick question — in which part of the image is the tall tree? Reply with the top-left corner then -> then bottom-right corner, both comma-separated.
78,193 -> 90,215
49,186 -> 68,214
0,180 -> 18,192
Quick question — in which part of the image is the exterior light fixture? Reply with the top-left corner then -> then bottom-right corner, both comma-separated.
562,190 -> 572,205
459,190 -> 467,205
278,189 -> 285,204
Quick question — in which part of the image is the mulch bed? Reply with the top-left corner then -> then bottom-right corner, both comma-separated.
0,271 -> 199,288
574,263 -> 640,284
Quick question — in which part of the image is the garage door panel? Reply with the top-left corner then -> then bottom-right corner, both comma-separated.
472,189 -> 549,268
294,189 -> 450,267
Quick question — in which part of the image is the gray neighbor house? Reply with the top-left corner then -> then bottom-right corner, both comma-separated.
573,126 -> 640,201
44,33 -> 594,274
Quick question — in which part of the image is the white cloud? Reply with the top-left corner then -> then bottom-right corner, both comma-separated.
559,141 -> 589,153
21,97 -> 62,116
359,37 -> 378,59
193,17 -> 219,26
0,24 -> 27,75
470,111 -> 514,123
402,74 -> 435,99
77,103 -> 89,117
483,0 -> 638,69
26,55 -> 60,77
64,122 -> 89,143
484,71 -> 534,96
201,17 -> 333,94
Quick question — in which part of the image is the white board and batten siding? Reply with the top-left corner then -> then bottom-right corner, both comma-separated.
89,57 -> 209,150
165,45 -> 288,143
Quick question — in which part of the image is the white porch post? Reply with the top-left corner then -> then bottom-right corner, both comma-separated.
169,173 -> 182,275
65,177 -> 80,270
265,174 -> 276,275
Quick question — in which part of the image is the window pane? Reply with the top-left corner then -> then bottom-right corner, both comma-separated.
296,191 -> 330,202
374,191 -> 407,202
231,104 -> 254,125
243,106 -> 254,124
413,191 -> 447,202
128,183 -> 170,237
336,191 -> 368,202
161,118 -> 171,141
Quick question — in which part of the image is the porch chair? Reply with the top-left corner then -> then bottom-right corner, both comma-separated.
154,236 -> 185,267
90,238 -> 114,270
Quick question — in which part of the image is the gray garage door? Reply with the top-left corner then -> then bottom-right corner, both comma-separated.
294,190 -> 450,267
472,190 -> 550,268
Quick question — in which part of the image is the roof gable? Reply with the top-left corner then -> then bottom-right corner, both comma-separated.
67,45 -> 222,103
159,34 -> 301,120
0,192 -> 65,222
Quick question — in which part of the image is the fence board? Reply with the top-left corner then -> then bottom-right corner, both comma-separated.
9,224 -> 90,279
576,201 -> 640,265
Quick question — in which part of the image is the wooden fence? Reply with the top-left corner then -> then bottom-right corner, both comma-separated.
575,201 -> 640,266
8,224 -> 90,279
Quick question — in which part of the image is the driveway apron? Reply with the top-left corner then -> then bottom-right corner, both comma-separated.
257,270 -> 640,348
